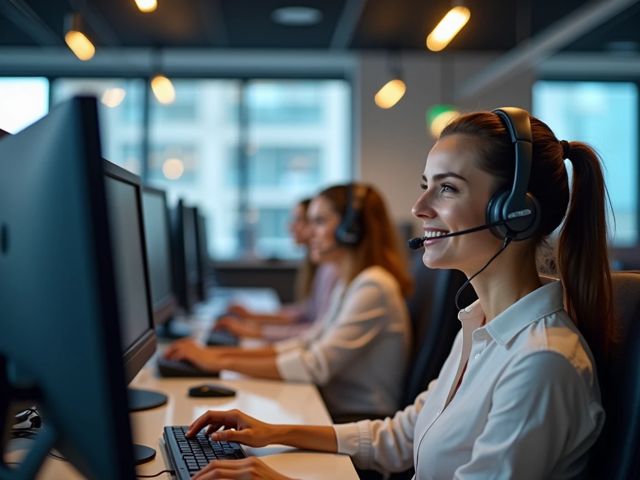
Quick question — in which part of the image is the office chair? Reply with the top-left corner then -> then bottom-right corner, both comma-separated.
586,271 -> 640,479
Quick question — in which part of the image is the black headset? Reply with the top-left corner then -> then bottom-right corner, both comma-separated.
486,107 -> 541,241
335,183 -> 370,246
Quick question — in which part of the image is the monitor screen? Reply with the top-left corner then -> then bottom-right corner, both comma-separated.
195,211 -> 210,301
0,96 -> 136,478
171,200 -> 200,313
103,161 -> 156,385
142,187 -> 176,325
184,206 -> 199,288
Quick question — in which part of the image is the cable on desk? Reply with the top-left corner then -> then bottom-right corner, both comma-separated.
137,469 -> 175,478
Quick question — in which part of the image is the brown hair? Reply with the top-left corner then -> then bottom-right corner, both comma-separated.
318,184 -> 413,297
293,198 -> 316,301
441,111 -> 614,359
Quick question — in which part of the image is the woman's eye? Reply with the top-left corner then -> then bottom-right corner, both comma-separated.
440,184 -> 456,193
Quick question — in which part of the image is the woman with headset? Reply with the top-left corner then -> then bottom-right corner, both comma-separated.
182,107 -> 612,480
165,183 -> 413,419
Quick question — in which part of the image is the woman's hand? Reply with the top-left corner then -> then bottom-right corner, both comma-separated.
163,339 -> 224,372
226,304 -> 253,319
188,409 -> 278,447
192,457 -> 295,480
215,317 -> 262,338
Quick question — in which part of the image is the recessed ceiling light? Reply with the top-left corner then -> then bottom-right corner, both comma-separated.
272,6 -> 323,26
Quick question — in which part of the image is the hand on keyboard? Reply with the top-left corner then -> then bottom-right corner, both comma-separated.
163,338 -> 225,373
187,409 -> 275,448
191,456 -> 294,480
156,357 -> 219,378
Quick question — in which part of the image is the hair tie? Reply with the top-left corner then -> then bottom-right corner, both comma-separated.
560,140 -> 571,159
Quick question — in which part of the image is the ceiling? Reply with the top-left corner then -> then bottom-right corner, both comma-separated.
0,0 -> 640,54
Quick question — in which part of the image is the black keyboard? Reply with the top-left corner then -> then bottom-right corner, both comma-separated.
163,426 -> 246,479
205,330 -> 239,347
156,357 -> 219,378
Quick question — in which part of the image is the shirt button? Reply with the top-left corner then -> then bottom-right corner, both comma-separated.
474,352 -> 481,360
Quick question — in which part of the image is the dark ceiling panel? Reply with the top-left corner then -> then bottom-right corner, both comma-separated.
220,0 -> 347,49
0,0 -> 638,53
562,2 -> 640,53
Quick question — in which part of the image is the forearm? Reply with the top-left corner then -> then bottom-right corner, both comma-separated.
219,354 -> 282,380
271,424 -> 338,453
247,312 -> 297,325
209,346 -> 276,357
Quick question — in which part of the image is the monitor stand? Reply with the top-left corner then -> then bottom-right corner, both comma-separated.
128,388 -> 167,412
127,388 -> 166,465
132,444 -> 156,464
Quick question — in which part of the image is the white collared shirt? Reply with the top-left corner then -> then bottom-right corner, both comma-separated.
274,266 -> 411,417
334,281 -> 605,479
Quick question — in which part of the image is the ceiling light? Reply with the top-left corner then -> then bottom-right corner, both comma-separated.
272,7 -> 323,26
151,74 -> 175,104
426,6 -> 471,52
134,0 -> 157,13
64,13 -> 95,61
101,88 -> 126,108
374,54 -> 406,109
375,79 -> 406,109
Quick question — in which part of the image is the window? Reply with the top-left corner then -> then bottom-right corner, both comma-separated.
148,79 -> 351,260
0,77 -> 49,133
24,76 -> 351,260
533,81 -> 638,246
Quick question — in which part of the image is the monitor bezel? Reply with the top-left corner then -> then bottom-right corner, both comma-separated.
103,160 -> 157,385
142,185 -> 178,327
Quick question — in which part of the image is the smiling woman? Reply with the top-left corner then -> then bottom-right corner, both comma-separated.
179,107 -> 614,480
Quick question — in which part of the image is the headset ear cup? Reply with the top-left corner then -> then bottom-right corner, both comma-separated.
486,190 -> 541,241
486,190 -> 510,239
512,193 -> 541,241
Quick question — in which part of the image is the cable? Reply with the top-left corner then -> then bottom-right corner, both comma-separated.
137,469 -> 175,478
455,236 -> 513,310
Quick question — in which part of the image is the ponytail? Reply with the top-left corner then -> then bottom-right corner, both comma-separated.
557,141 -> 614,361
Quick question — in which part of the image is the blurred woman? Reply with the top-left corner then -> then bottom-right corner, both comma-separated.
215,197 -> 339,341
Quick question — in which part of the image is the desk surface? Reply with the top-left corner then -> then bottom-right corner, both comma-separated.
10,364 -> 358,479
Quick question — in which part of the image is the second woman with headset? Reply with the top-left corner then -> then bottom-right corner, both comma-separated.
165,183 -> 413,420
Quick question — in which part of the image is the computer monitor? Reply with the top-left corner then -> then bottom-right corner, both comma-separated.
195,210 -> 211,301
103,161 -> 167,415
0,97 -> 137,478
142,186 -> 177,326
171,200 -> 200,313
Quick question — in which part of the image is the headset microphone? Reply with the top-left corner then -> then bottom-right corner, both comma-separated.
407,219 -> 511,250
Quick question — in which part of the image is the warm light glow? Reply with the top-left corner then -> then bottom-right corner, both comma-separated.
151,74 -> 176,104
135,0 -> 157,13
426,6 -> 471,52
101,88 -> 126,108
427,105 -> 460,138
64,30 -> 95,61
430,110 -> 459,137
374,79 -> 406,109
162,158 -> 184,180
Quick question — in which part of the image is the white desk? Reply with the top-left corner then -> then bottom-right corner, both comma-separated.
9,365 -> 358,479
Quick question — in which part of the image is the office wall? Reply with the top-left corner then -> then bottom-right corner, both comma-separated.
355,52 -> 535,232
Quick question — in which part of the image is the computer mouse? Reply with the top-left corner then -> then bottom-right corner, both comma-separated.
188,384 -> 236,398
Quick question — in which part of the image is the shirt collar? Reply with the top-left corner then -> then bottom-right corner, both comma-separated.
459,280 -> 565,346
